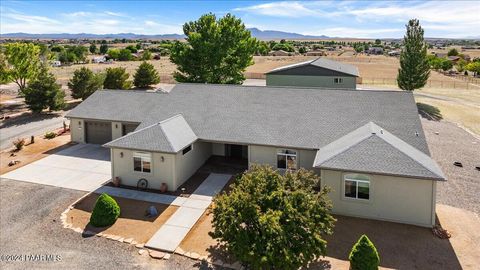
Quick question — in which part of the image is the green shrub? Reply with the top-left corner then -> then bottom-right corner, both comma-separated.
44,131 -> 57,139
89,193 -> 120,227
12,138 -> 25,151
349,235 -> 380,270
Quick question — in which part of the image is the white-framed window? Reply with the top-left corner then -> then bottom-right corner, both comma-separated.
334,77 -> 343,84
133,152 -> 151,173
277,149 -> 297,170
344,174 -> 370,200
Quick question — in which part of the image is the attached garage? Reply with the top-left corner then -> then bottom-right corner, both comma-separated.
85,121 -> 112,144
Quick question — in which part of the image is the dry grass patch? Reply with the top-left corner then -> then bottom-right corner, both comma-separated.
66,193 -> 178,243
0,132 -> 71,174
415,96 -> 480,136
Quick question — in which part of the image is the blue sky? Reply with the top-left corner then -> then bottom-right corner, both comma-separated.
1,1 -> 479,38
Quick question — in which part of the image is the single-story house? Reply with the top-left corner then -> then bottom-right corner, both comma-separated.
268,50 -> 291,56
367,47 -> 384,55
265,57 -> 359,89
305,50 -> 326,56
92,55 -> 107,63
66,84 -> 445,227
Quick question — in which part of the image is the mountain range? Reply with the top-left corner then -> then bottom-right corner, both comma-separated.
1,28 -> 332,40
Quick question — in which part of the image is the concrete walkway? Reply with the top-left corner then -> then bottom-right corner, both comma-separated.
145,173 -> 232,252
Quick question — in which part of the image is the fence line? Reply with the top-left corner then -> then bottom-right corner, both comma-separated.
158,72 -> 479,89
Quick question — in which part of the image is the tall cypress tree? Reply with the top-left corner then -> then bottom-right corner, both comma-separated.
397,19 -> 430,91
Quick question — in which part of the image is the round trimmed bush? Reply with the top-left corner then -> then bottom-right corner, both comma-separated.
89,193 -> 120,227
349,234 -> 380,270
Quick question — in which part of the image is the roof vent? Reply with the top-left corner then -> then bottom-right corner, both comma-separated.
380,129 -> 384,134
415,131 -> 419,137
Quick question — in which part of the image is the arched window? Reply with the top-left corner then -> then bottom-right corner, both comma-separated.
344,173 -> 370,200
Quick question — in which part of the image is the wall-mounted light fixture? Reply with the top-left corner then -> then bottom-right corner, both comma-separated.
161,156 -> 165,162
78,121 -> 82,129
120,152 -> 124,158
115,124 -> 118,128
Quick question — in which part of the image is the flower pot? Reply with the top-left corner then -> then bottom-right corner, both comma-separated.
160,183 -> 168,193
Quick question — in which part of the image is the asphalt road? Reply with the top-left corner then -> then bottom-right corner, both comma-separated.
0,179 -> 220,270
0,114 -> 68,151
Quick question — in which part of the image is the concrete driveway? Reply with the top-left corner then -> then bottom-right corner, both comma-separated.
1,144 -> 111,191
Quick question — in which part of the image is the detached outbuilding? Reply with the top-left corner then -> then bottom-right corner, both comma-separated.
266,57 -> 359,89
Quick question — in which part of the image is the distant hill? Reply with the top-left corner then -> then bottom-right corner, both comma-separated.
1,28 -> 332,40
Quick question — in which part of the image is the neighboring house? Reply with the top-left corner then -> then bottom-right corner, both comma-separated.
448,56 -> 461,63
388,50 -> 400,57
66,84 -> 445,227
265,57 -> 359,89
268,50 -> 291,56
367,47 -> 384,55
305,50 -> 326,56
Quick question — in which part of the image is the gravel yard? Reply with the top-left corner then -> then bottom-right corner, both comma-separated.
0,179 -> 219,270
422,119 -> 480,215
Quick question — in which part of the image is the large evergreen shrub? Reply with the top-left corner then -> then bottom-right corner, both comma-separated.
89,193 -> 120,227
349,234 -> 380,270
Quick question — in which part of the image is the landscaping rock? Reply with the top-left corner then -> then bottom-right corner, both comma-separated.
149,250 -> 165,259
138,249 -> 146,255
135,243 -> 144,249
117,237 -> 124,242
147,205 -> 159,217
131,240 -> 138,245
83,231 -> 95,236
112,236 -> 121,241
213,259 -> 224,267
163,253 -> 171,260
175,247 -> 185,255
123,238 -> 134,244
190,252 -> 200,260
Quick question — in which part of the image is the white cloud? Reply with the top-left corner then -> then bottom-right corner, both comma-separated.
234,2 -> 319,17
305,27 -> 403,38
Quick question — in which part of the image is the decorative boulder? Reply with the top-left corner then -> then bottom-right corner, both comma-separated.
146,206 -> 158,217
89,193 -> 120,227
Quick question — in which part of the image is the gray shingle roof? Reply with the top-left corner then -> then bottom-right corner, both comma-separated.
314,122 -> 445,180
66,83 -> 442,180
104,114 -> 197,153
267,57 -> 359,77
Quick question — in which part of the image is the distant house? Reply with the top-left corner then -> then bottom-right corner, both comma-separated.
447,56 -> 461,63
268,50 -> 291,56
324,46 -> 335,51
305,50 -> 326,56
367,47 -> 384,55
92,56 -> 107,63
462,54 -> 471,61
388,50 -> 400,57
266,57 -> 359,89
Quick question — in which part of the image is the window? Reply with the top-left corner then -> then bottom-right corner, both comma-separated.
133,152 -> 151,173
344,174 -> 370,200
277,149 -> 297,170
334,77 -> 343,84
182,145 -> 192,155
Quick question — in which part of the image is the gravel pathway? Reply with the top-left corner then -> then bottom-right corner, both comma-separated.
0,179 -> 217,269
422,119 -> 480,215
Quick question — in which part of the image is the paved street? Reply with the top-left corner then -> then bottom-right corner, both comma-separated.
0,114 -> 68,150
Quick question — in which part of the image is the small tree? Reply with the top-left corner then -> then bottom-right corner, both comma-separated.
140,50 -> 152,60
133,61 -> 160,88
397,19 -> 430,91
99,44 -> 109,54
103,67 -> 132,89
89,44 -> 97,54
68,67 -> 104,100
447,48 -> 459,56
118,49 -> 133,61
210,165 -> 336,269
23,66 -> 65,113
349,235 -> 380,270
90,193 -> 120,227
3,43 -> 42,93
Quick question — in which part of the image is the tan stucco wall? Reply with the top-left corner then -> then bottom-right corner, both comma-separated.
70,118 -> 85,143
248,145 -> 318,171
111,148 -> 176,190
212,143 -> 225,156
111,121 -> 123,140
321,169 -> 436,227
174,141 -> 212,190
